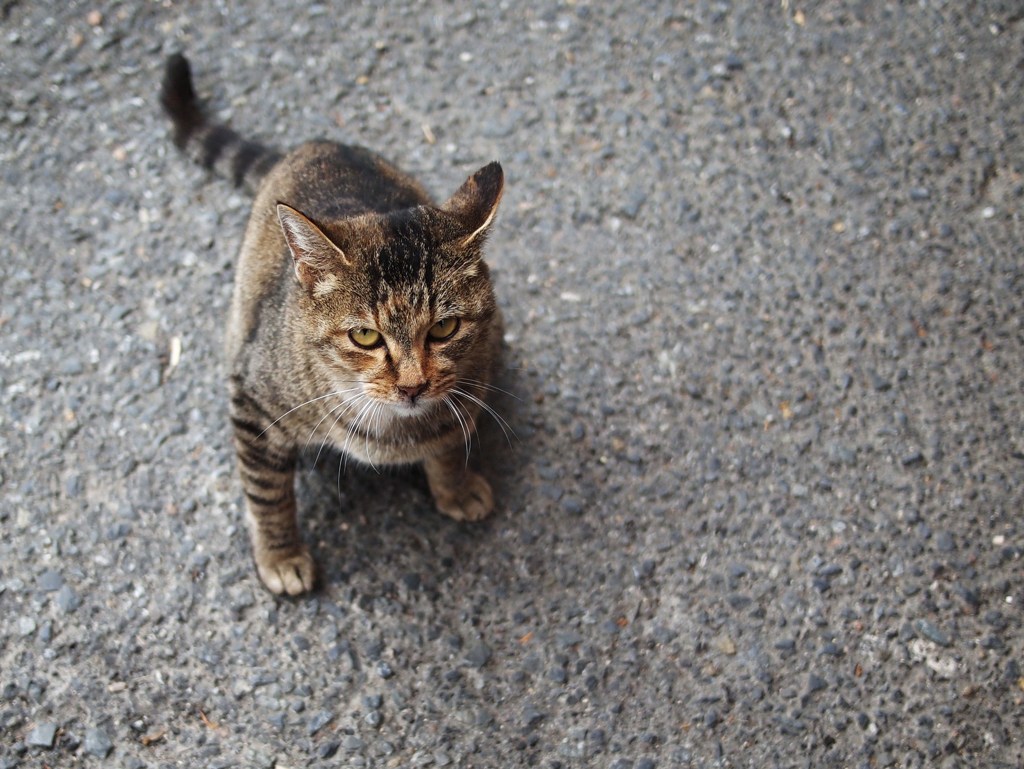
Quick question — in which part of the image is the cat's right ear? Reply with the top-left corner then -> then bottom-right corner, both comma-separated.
441,161 -> 504,248
277,203 -> 350,288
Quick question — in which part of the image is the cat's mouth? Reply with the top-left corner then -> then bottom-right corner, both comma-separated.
390,396 -> 434,418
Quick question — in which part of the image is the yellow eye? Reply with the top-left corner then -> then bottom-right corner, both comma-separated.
349,328 -> 382,348
428,317 -> 460,341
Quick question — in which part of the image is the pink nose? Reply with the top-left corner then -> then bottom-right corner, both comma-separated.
397,382 -> 428,401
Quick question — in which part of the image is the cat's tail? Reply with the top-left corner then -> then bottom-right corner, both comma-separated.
160,53 -> 282,195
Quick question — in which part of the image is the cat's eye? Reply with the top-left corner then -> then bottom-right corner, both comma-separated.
428,317 -> 460,341
349,327 -> 383,349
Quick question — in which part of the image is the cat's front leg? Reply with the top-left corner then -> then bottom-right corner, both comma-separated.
423,449 -> 494,522
231,399 -> 315,595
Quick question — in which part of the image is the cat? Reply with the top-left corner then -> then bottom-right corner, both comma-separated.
160,53 -> 506,595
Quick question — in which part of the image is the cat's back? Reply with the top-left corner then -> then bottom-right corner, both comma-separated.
260,140 -> 432,219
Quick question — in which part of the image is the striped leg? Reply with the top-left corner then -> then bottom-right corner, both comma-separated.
230,390 -> 315,595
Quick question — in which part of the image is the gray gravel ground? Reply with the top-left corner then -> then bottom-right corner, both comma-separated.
2,1 -> 1022,767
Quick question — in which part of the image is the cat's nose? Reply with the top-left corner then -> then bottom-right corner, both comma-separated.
397,382 -> 428,402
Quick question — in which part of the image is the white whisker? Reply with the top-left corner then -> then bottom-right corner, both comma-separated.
311,391 -> 365,465
258,385 -> 362,439
363,401 -> 385,474
343,396 -> 377,472
442,393 -> 472,467
459,377 -> 522,401
304,390 -> 364,453
451,386 -> 517,447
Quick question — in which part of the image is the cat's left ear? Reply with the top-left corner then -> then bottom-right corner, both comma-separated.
441,161 -> 504,248
277,203 -> 350,288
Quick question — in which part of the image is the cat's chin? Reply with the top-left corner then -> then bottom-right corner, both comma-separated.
390,400 -> 432,419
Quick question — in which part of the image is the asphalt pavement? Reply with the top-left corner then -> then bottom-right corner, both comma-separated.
1,2 -> 1022,767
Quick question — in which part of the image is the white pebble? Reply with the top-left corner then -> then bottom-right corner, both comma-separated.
18,616 -> 37,636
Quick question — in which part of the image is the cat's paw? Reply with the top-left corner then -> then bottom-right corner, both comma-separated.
432,470 -> 494,522
255,548 -> 316,595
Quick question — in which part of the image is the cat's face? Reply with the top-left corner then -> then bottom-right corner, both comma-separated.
277,163 -> 503,419
310,230 -> 496,418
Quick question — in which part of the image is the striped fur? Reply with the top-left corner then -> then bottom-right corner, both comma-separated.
162,55 -> 506,595
160,53 -> 282,194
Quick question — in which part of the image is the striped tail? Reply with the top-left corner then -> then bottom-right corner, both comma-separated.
160,53 -> 282,194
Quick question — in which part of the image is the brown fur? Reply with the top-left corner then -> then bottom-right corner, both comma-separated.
162,55 -> 505,594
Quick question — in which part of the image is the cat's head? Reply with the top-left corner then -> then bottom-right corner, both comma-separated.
277,162 -> 503,417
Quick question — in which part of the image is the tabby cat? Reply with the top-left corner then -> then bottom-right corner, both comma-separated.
160,54 -> 505,595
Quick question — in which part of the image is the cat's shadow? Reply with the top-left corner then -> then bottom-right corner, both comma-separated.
296,363 -> 527,598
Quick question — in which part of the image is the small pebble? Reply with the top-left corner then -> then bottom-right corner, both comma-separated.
60,357 -> 84,376
618,189 -> 648,220
412,750 -> 434,766
819,642 -> 842,656
522,705 -> 545,727
634,559 -> 656,580
556,630 -> 583,648
899,622 -> 918,641
901,450 -> 925,467
713,634 -> 737,656
954,584 -> 980,608
560,496 -> 584,515
464,642 -> 491,668
401,572 -> 421,591
871,372 -> 892,392
777,716 -> 806,735
84,727 -> 113,758
307,710 -> 333,735
37,570 -> 64,592
547,666 -> 568,684
343,735 -> 365,751
26,723 -> 58,748
17,617 -> 37,637
915,619 -> 952,647
317,741 -> 340,759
